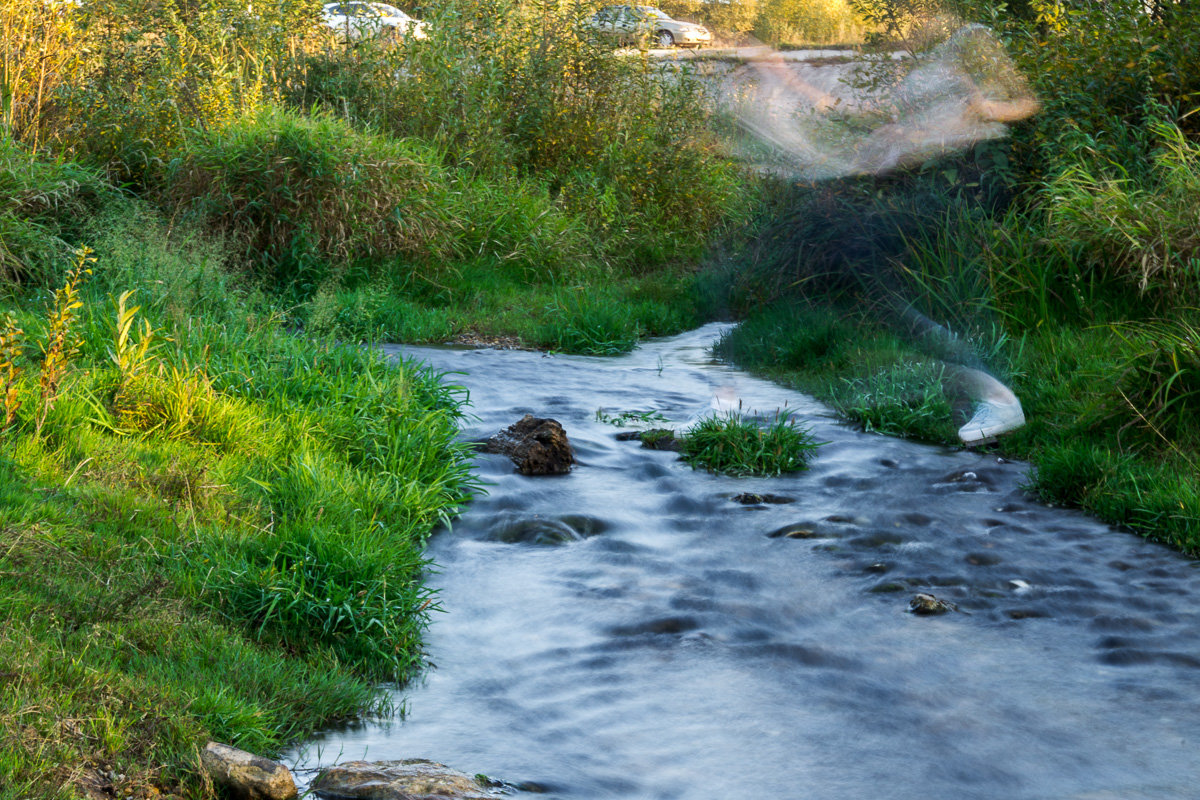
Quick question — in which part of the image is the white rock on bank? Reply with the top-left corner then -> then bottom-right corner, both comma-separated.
200,741 -> 298,800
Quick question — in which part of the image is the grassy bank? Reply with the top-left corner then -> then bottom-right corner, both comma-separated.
0,0 -> 754,795
0,203 -> 479,796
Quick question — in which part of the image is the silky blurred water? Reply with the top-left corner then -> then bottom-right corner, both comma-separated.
288,324 -> 1200,800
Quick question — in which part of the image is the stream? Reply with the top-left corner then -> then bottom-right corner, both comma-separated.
288,323 -> 1200,800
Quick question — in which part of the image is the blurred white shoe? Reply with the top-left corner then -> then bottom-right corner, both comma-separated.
958,398 -> 1025,445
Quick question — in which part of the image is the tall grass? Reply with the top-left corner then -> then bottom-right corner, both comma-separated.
166,108 -> 450,280
755,0 -> 868,46
1045,119 -> 1200,305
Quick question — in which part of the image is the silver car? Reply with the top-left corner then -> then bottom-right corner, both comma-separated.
587,5 -> 712,48
321,2 -> 429,41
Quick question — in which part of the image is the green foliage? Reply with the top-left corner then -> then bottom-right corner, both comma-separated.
0,138 -> 112,287
1044,119 -> 1200,304
850,0 -> 949,53
166,107 -> 448,282
998,0 -> 1200,182
296,0 -> 753,267
682,412 -> 821,476
34,248 -> 92,436
0,203 -> 477,792
662,0 -> 760,35
1108,317 -> 1200,446
1,0 -> 83,145
47,0 -> 317,180
831,359 -> 956,441
537,291 -> 644,355
714,302 -> 852,372
755,0 -> 866,46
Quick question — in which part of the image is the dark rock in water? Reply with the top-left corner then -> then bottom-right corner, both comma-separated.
1005,607 -> 1049,620
488,514 -> 606,545
312,759 -> 499,800
200,742 -> 297,800
908,593 -> 958,615
484,415 -> 574,475
614,428 -> 681,450
767,522 -> 823,539
733,492 -> 795,505
639,428 -> 682,451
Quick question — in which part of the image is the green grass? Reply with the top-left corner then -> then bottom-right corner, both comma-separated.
0,203 -> 477,796
681,412 -> 822,476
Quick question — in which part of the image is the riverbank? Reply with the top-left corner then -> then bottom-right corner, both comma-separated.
0,210 -> 479,795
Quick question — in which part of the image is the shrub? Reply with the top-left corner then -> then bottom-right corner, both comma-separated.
295,0 -> 753,270
0,138 -> 112,287
47,0 -> 317,180
755,0 -> 866,46
0,0 -> 83,146
1045,120 -> 1200,304
166,108 -> 449,282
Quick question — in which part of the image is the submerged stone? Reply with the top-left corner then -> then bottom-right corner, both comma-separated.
733,492 -> 795,505
312,759 -> 499,800
484,415 -> 574,475
639,428 -> 682,451
767,523 -> 823,539
908,592 -> 958,615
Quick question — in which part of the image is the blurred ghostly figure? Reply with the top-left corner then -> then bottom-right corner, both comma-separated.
733,24 -> 1040,178
729,27 -> 1037,443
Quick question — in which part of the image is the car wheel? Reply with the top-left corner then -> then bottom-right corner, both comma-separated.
656,29 -> 674,47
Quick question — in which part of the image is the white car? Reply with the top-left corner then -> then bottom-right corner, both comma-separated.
321,2 -> 429,41
586,5 -> 711,48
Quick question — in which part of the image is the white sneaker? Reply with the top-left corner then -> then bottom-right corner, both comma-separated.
958,398 -> 1025,445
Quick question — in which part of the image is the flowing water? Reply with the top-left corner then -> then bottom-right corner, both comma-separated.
289,324 -> 1200,800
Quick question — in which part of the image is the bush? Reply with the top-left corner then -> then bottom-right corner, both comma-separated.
295,0 -> 753,269
998,0 -> 1200,183
756,0 -> 866,46
46,0 -> 316,181
166,108 -> 449,283
0,138 -> 113,287
1045,119 -> 1200,304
